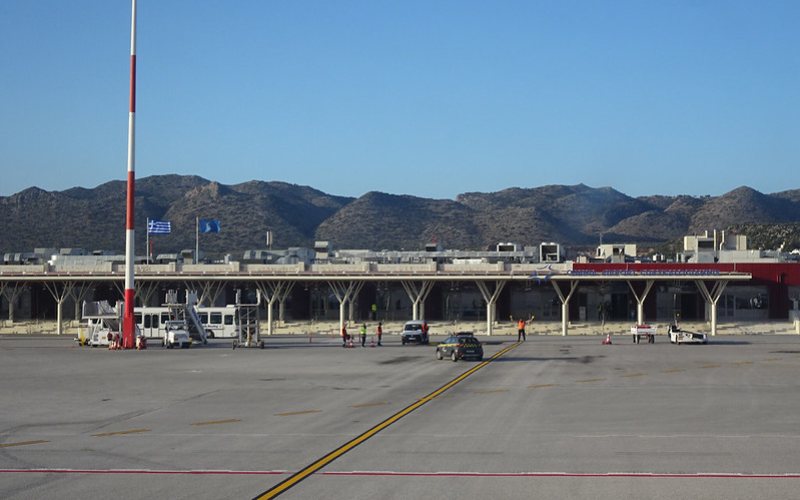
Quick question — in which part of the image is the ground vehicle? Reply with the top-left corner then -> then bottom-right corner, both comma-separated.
81,300 -> 142,347
401,320 -> 429,345
136,305 -> 236,340
436,333 -> 483,361
84,318 -> 129,347
668,324 -> 708,344
196,307 -> 237,338
162,320 -> 192,348
631,324 -> 657,344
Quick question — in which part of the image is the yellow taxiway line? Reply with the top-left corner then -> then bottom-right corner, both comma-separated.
253,341 -> 521,499
0,440 -> 49,448
191,419 -> 241,427
92,429 -> 150,438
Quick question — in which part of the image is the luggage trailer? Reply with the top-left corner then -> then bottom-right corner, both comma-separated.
631,324 -> 657,344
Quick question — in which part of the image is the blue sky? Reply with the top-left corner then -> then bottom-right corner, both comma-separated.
1,1 -> 797,199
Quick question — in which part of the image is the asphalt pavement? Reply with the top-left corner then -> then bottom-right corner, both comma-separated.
2,333 -> 800,499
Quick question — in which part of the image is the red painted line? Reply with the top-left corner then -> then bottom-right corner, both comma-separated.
2,469 -> 799,479
323,471 -> 800,479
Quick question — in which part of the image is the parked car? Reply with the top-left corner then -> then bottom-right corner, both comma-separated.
401,320 -> 429,345
436,334 -> 483,361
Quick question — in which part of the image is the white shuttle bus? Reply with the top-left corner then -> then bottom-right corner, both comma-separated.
133,307 -> 170,339
134,305 -> 239,339
136,307 -> 171,339
196,306 -> 237,339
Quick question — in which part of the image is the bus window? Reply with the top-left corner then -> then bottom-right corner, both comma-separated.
211,313 -> 222,324
199,312 -> 208,323
224,315 -> 233,325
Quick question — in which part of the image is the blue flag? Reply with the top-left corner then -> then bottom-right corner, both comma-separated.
147,220 -> 171,235
199,219 -> 221,234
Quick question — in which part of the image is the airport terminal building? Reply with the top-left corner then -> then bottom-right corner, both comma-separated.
2,231 -> 800,335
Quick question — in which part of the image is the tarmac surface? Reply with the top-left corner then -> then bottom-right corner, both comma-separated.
2,332 -> 800,499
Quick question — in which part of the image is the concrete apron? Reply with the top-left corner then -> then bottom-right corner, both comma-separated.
1,320 -> 799,336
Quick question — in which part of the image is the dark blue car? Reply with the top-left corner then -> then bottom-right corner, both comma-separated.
436,333 -> 483,362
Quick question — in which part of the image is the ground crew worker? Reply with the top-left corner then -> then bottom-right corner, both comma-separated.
360,323 -> 368,347
341,324 -> 348,347
376,322 -> 383,346
517,318 -> 526,342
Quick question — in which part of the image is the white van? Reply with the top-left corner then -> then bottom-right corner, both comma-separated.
401,320 -> 429,345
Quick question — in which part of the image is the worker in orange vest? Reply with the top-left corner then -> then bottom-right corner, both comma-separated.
517,318 -> 526,342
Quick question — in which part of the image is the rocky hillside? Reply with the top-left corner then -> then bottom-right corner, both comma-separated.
2,177 -> 800,256
0,176 -> 352,256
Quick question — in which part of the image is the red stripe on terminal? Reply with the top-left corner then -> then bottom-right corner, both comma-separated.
129,55 -> 136,112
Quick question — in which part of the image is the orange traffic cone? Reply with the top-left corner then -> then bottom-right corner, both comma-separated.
370,336 -> 376,348
602,333 -> 612,345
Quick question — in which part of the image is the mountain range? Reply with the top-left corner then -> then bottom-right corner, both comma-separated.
2,176 -> 800,257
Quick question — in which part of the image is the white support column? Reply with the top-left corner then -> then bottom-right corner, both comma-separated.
626,280 -> 654,325
348,281 -> 366,322
68,282 -> 93,324
401,281 -> 434,321
552,280 -> 578,336
419,281 -> 433,319
0,282 -> 6,319
209,282 -> 226,306
255,281 -> 291,336
44,281 -> 75,336
276,282 -> 295,325
267,289 -> 275,336
476,280 -> 506,336
329,281 -> 359,334
1,283 -> 25,323
136,281 -> 158,308
186,280 -> 224,307
182,282 -> 196,303
696,280 -> 728,336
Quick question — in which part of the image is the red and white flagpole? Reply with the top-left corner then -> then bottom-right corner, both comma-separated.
122,0 -> 137,349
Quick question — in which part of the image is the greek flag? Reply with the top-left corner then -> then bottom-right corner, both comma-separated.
147,220 -> 171,235
199,219 -> 221,234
